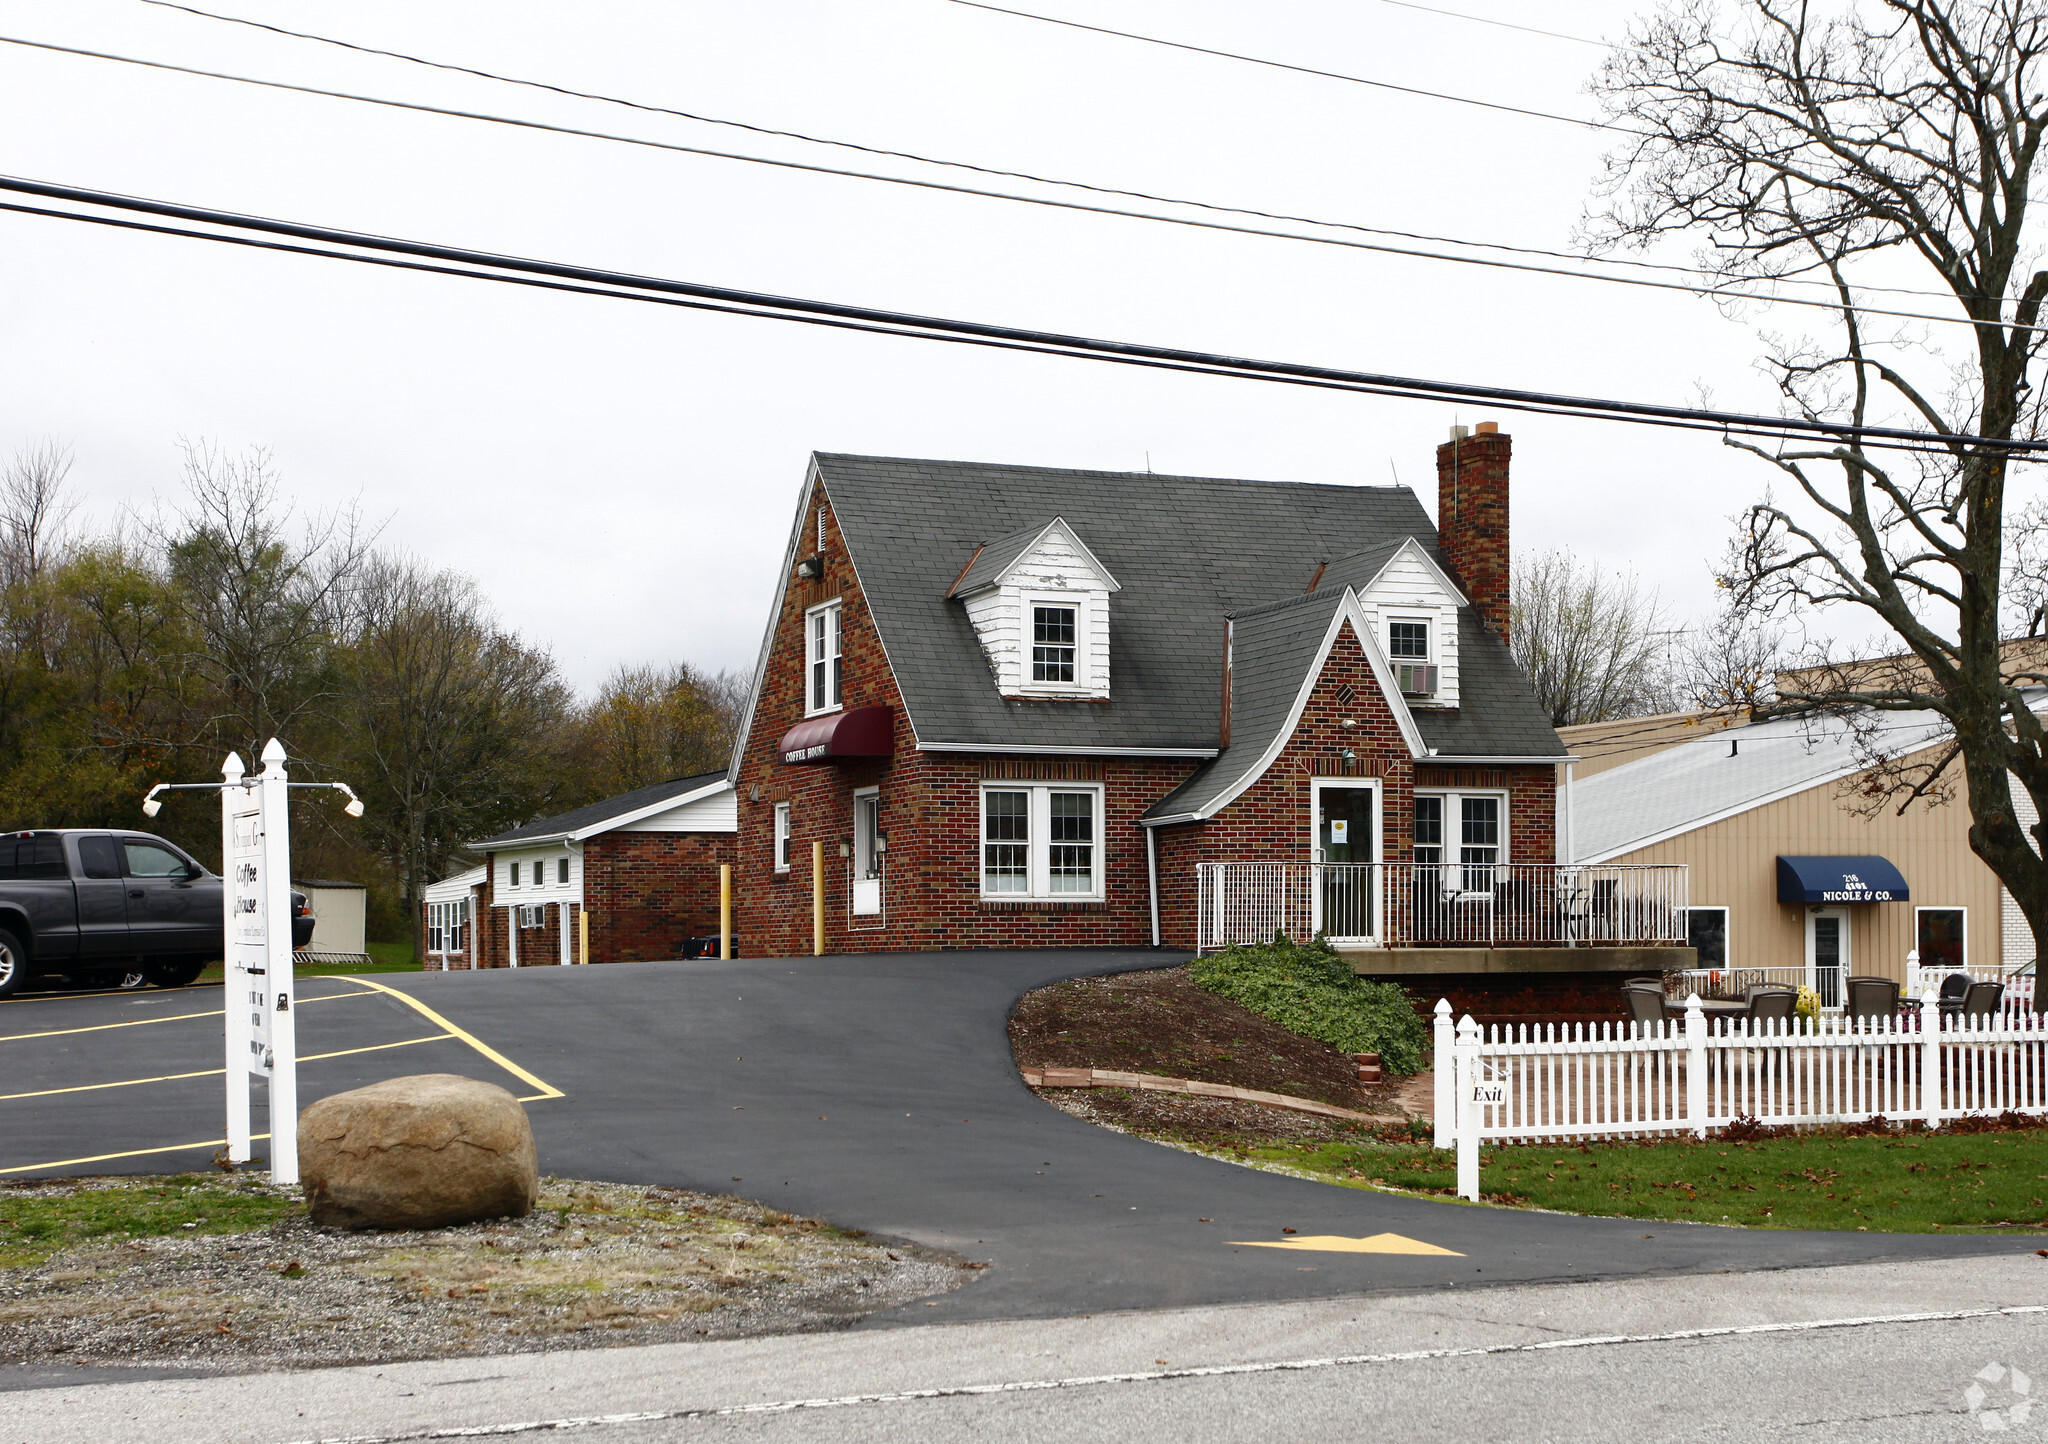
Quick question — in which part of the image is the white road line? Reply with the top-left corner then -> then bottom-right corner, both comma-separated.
285,1301 -> 2048,1443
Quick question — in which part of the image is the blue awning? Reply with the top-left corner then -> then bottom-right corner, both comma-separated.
1776,856 -> 1909,904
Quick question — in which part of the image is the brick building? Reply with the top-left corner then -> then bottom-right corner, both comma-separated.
729,427 -> 1691,998
420,772 -> 736,969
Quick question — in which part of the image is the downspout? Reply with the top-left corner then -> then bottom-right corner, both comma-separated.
1145,824 -> 1161,948
565,839 -> 585,965
1561,759 -> 1576,865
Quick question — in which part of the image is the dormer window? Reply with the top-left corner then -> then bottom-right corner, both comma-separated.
1032,605 -> 1077,683
1389,620 -> 1430,660
949,517 -> 1119,700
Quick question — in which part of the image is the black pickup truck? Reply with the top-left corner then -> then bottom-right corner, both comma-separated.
0,829 -> 312,998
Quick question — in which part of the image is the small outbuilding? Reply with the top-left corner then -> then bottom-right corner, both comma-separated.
421,772 -> 737,969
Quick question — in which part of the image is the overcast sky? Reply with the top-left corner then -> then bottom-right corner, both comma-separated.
0,0 -> 1935,692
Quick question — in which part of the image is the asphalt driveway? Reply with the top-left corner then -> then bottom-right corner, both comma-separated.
0,949 -> 2029,1322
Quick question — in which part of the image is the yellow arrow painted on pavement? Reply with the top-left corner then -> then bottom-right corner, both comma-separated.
1230,1233 -> 1464,1256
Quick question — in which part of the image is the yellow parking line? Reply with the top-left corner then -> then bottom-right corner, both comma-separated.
0,1008 -> 223,1042
0,988 -> 376,1045
344,976 -> 564,1101
0,1134 -> 268,1175
0,1033 -> 458,1104
302,1034 -> 456,1063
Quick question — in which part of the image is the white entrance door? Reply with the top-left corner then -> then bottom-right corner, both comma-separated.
1806,907 -> 1849,1009
852,790 -> 882,916
1311,782 -> 1377,942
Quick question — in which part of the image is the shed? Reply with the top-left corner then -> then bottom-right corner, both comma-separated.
293,879 -> 368,960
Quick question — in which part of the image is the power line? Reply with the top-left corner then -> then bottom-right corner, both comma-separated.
944,1 -> 1633,134
1371,0 -> 1616,50
0,32 -> 2018,332
128,0 -> 1963,306
0,172 -> 2035,458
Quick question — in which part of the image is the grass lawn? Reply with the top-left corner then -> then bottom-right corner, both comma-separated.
192,942 -> 419,986
1235,1122 -> 2048,1232
0,1174 -> 295,1267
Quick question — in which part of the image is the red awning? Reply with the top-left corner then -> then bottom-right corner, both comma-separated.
779,705 -> 894,765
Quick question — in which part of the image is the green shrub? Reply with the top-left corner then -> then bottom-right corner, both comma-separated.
1188,934 -> 1430,1075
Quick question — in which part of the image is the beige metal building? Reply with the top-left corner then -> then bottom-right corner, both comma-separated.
1562,708 -> 2021,1001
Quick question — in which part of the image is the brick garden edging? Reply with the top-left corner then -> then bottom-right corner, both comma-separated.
1020,1067 -> 1400,1123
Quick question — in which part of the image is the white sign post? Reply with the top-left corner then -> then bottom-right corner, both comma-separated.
222,740 -> 301,1184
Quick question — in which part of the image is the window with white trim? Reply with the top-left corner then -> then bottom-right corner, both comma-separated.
1388,619 -> 1430,660
1413,790 -> 1505,893
428,899 -> 468,954
806,600 -> 843,714
557,857 -> 569,885
773,802 -> 791,872
1917,906 -> 1966,972
1031,604 -> 1077,683
979,784 -> 1102,899
509,862 -> 520,887
1686,906 -> 1729,968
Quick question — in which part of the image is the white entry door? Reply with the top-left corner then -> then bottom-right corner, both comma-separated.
852,790 -> 882,916
1806,907 -> 1849,1009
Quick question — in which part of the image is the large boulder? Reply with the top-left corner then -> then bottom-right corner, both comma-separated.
298,1073 -> 538,1230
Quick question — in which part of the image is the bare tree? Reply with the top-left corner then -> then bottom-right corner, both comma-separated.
1588,0 -> 2048,978
157,441 -> 378,761
1510,548 -> 1675,725
0,440 -> 77,591
336,553 -> 572,940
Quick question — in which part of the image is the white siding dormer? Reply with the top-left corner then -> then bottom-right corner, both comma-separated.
954,518 -> 1119,699
1353,538 -> 1465,707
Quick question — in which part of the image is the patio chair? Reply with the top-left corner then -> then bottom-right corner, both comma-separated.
1845,976 -> 1901,1023
1961,979 -> 2006,1023
1622,981 -> 1666,1031
1745,988 -> 1797,1029
1937,972 -> 1973,1017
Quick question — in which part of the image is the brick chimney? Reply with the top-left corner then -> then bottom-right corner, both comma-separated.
1435,421 -> 1510,636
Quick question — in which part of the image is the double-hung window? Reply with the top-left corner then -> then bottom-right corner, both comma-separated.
1031,605 -> 1077,684
980,784 -> 1101,899
773,802 -> 791,872
806,601 -> 843,714
509,862 -> 520,888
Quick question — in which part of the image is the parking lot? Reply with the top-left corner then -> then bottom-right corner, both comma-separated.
0,976 -> 560,1179
0,951 -> 2027,1325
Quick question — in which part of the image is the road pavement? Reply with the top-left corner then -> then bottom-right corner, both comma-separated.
0,949 -> 2031,1325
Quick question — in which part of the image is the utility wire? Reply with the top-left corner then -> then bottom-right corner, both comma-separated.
130,0 -> 1926,301
944,0 -> 1634,134
0,32 -> 2020,332
0,172 -> 2035,457
1371,0 -> 1616,50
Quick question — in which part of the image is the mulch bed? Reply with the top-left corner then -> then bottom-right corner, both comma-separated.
1007,966 -> 1398,1112
1042,1088 -> 1412,1153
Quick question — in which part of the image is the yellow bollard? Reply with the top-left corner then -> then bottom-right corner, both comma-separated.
720,863 -> 732,960
813,840 -> 826,956
578,906 -> 588,965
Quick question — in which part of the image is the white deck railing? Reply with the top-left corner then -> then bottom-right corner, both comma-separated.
1431,994 -> 2048,1199
1195,861 -> 1688,952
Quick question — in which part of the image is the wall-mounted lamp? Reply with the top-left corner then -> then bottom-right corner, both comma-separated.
795,555 -> 824,580
875,835 -> 888,854
837,839 -> 852,858
1340,748 -> 1357,763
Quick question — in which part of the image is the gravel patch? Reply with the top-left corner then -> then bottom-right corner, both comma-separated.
0,1176 -> 970,1373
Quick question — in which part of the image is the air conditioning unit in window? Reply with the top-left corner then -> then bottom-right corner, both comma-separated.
1397,663 -> 1438,697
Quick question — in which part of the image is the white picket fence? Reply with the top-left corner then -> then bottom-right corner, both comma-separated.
1431,994 -> 2048,1200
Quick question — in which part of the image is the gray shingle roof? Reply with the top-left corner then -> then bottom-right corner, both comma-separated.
1143,589 -> 1347,819
1412,612 -> 1567,758
949,520 -> 1052,597
821,453 -> 1558,756
474,771 -> 728,848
